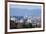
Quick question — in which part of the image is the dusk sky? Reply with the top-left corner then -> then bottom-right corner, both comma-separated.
10,4 -> 41,16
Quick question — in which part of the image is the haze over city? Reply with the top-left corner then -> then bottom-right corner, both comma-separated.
10,4 -> 41,16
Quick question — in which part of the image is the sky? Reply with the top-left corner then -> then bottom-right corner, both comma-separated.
10,4 -> 41,17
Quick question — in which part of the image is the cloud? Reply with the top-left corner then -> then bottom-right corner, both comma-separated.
10,4 -> 41,10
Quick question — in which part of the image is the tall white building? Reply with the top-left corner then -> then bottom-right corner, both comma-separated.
10,17 -> 16,22
26,17 -> 32,23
